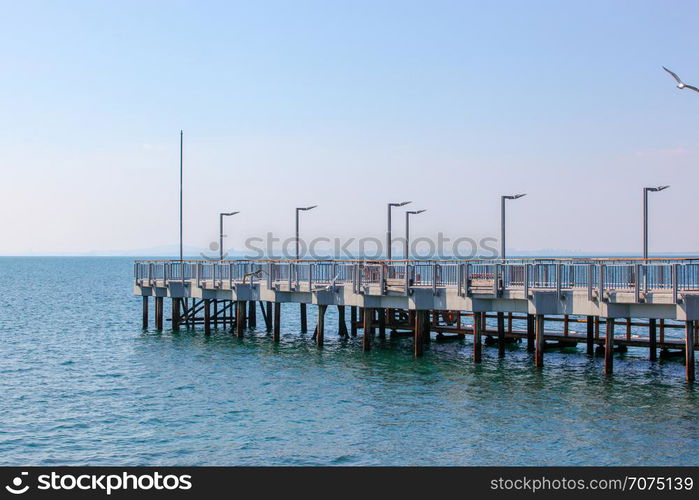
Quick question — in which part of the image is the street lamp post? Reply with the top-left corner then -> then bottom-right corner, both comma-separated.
501,194 -> 526,261
219,211 -> 240,260
643,186 -> 669,260
404,209 -> 426,259
295,205 -> 317,334
387,201 -> 411,260
295,205 -> 318,260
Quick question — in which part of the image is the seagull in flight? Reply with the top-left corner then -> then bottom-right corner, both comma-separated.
663,67 -> 699,93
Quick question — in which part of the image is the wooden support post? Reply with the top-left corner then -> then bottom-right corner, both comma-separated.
659,319 -> 665,343
239,301 -> 247,330
182,299 -> 189,328
414,310 -> 425,357
595,316 -> 600,340
172,298 -> 181,331
350,306 -> 357,337
473,311 -> 482,363
363,307 -> 372,352
649,318 -> 657,361
155,296 -> 163,330
316,305 -> 326,347
626,317 -> 631,341
423,311 -> 430,344
263,302 -> 272,333
686,320 -> 695,383
273,302 -> 281,342
507,312 -> 513,333
236,301 -> 244,338
605,317 -> 615,375
535,314 -> 544,368
338,305 -> 348,337
378,309 -> 386,338
586,316 -> 594,356
142,296 -> 149,329
497,312 -> 505,357
248,300 -> 257,329
204,299 -> 211,335
526,314 -> 535,352
300,303 -> 308,333
563,314 -> 569,337
214,300 -> 218,328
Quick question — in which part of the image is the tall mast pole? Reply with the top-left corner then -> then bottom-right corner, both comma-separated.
179,130 -> 183,263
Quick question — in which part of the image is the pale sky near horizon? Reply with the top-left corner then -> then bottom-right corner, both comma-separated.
1,0 -> 698,256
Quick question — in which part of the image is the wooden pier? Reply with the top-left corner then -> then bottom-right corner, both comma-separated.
134,258 -> 699,382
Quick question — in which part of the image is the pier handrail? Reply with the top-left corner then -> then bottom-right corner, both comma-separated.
133,258 -> 699,295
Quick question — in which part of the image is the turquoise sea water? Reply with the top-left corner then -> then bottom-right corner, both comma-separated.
0,257 -> 697,466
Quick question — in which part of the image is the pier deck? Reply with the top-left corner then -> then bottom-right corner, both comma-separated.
134,259 -> 699,382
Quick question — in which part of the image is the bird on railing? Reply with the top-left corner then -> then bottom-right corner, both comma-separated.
318,274 -> 341,291
663,67 -> 699,93
242,269 -> 266,284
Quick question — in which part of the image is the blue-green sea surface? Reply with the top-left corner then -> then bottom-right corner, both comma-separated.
0,257 -> 697,466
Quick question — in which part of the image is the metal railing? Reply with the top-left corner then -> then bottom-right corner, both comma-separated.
134,259 -> 699,298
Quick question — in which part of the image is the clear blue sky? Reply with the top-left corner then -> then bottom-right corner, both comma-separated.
1,0 -> 698,255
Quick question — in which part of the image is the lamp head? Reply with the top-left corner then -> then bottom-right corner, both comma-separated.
407,209 -> 426,215
390,201 -> 412,207
222,211 -> 240,216
298,205 -> 318,211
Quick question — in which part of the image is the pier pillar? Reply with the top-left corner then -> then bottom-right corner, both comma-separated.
563,315 -> 569,337
605,318 -> 615,375
155,297 -> 164,331
473,312 -> 482,363
660,319 -> 665,343
686,320 -> 695,383
172,298 -> 181,331
338,306 -> 348,337
183,299 -> 190,328
535,314 -> 545,368
273,302 -> 281,342
350,306 -> 357,337
316,305 -> 326,347
626,317 -> 632,341
263,302 -> 272,333
508,312 -> 513,334
649,318 -> 657,361
414,310 -> 425,357
300,304 -> 308,333
213,300 -> 218,329
236,301 -> 245,338
248,301 -> 256,329
363,307 -> 373,352
239,301 -> 247,330
423,311 -> 430,344
204,299 -> 211,335
142,296 -> 149,329
378,309 -> 386,338
586,316 -> 594,356
497,312 -> 505,357
526,314 -> 535,352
